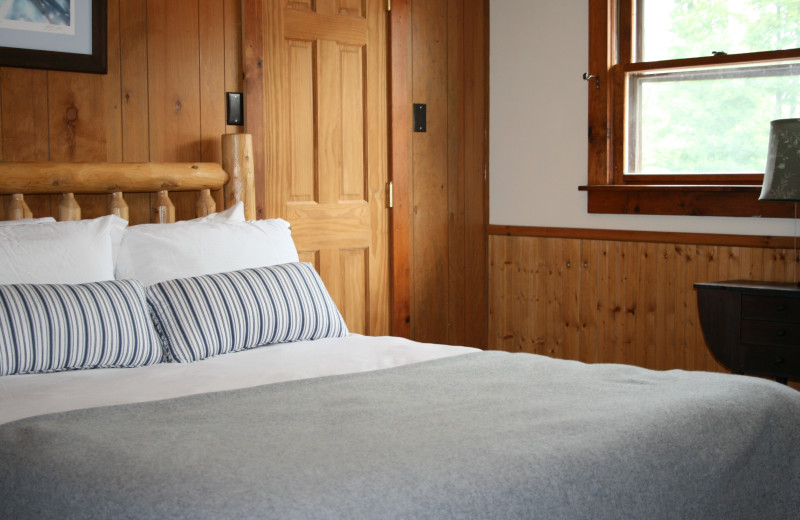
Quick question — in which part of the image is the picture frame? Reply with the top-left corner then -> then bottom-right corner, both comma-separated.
0,0 -> 107,74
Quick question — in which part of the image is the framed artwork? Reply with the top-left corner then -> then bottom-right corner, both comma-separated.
0,0 -> 107,74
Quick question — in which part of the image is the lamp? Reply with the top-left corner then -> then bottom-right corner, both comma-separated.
759,118 -> 800,285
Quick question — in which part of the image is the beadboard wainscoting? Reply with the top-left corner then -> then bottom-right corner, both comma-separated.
488,229 -> 800,389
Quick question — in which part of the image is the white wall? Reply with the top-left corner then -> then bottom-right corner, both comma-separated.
489,0 -> 795,237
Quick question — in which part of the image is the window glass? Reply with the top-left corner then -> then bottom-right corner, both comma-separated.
626,60 -> 800,174
640,0 -> 800,62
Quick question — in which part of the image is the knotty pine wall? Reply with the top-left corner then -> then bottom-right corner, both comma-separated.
488,232 -> 800,388
0,0 -> 243,224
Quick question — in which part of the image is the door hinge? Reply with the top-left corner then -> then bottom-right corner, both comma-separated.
387,0 -> 391,11
387,181 -> 393,208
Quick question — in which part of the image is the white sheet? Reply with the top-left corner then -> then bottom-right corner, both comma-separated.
0,334 -> 476,426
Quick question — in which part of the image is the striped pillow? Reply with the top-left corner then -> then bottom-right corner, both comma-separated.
0,280 -> 162,376
147,263 -> 349,363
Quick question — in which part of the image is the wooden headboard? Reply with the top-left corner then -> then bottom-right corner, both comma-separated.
0,134 -> 255,223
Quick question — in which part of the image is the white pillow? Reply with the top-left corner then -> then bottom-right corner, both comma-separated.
0,217 -> 57,226
115,218 -> 299,285
0,215 -> 127,285
199,201 -> 245,222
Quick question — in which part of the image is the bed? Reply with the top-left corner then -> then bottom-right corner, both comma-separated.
1,146 -> 799,520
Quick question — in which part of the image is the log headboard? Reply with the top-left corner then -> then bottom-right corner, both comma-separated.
0,134 -> 255,223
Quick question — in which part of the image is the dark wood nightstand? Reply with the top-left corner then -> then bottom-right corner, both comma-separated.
695,280 -> 800,384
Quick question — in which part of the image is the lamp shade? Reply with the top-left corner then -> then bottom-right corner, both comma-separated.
759,118 -> 800,202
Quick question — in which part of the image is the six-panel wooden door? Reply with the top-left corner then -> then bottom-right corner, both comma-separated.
259,0 -> 389,335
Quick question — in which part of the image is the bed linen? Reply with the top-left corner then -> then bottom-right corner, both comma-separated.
2,339 -> 799,520
0,334 -> 476,425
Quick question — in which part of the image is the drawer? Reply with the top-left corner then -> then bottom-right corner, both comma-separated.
741,294 -> 800,323
741,344 -> 800,379
741,319 -> 800,347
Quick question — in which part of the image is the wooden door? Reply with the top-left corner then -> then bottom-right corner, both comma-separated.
249,0 -> 390,336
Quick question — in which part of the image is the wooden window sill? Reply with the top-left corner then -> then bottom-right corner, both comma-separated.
578,185 -> 795,218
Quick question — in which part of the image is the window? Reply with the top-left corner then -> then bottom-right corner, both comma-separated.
582,0 -> 800,217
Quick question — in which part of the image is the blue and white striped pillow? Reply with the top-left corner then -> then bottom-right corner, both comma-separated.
147,262 -> 349,363
0,280 -> 162,376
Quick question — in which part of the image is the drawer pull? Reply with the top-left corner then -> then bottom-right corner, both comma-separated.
775,357 -> 785,365
776,304 -> 787,312
775,329 -> 787,337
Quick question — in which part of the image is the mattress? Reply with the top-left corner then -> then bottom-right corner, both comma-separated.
0,334 -> 477,425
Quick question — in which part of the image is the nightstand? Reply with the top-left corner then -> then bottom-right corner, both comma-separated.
695,280 -> 800,384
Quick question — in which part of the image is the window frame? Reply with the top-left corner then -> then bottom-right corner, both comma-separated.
581,0 -> 800,217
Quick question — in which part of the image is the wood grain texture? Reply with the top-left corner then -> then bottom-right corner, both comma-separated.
411,0 -> 449,344
389,0 -> 413,338
242,0 -> 267,219
222,133 -> 256,220
0,162 -> 227,194
446,0 -> 466,347
463,0 -> 489,349
488,234 -> 800,389
251,0 -> 389,336
147,0 -> 202,221
1,157 -> 256,222
0,0 -> 243,224
488,224 -> 800,249
224,0 -> 244,136
0,68 -> 52,217
586,0 -> 611,185
365,0 -> 390,337
118,0 -> 152,224
199,0 -> 227,165
403,0 -> 488,348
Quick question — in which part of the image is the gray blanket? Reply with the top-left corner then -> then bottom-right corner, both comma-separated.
2,351 -> 799,519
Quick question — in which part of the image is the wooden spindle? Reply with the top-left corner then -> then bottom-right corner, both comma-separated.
58,193 -> 81,221
109,192 -> 129,220
222,133 -> 256,220
8,194 -> 33,220
196,188 -> 216,217
152,190 -> 175,223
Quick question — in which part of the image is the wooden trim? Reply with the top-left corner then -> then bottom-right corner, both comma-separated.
473,0 -> 490,348
389,0 -> 412,338
617,0 -> 633,65
487,224 -> 798,249
462,0 -> 490,348
587,0 -> 611,185
586,0 -> 800,217
623,173 -> 763,185
580,185 -> 795,218
622,47 -> 800,73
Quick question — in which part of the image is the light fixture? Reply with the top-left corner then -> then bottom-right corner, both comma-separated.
759,118 -> 800,285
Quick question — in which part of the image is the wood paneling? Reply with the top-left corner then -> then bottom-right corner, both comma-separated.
388,0 -> 413,338
489,233 -> 800,388
404,0 -> 488,348
0,0 -> 243,224
411,0 -> 449,344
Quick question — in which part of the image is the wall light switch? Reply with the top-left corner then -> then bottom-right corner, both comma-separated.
226,92 -> 244,126
413,103 -> 426,132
